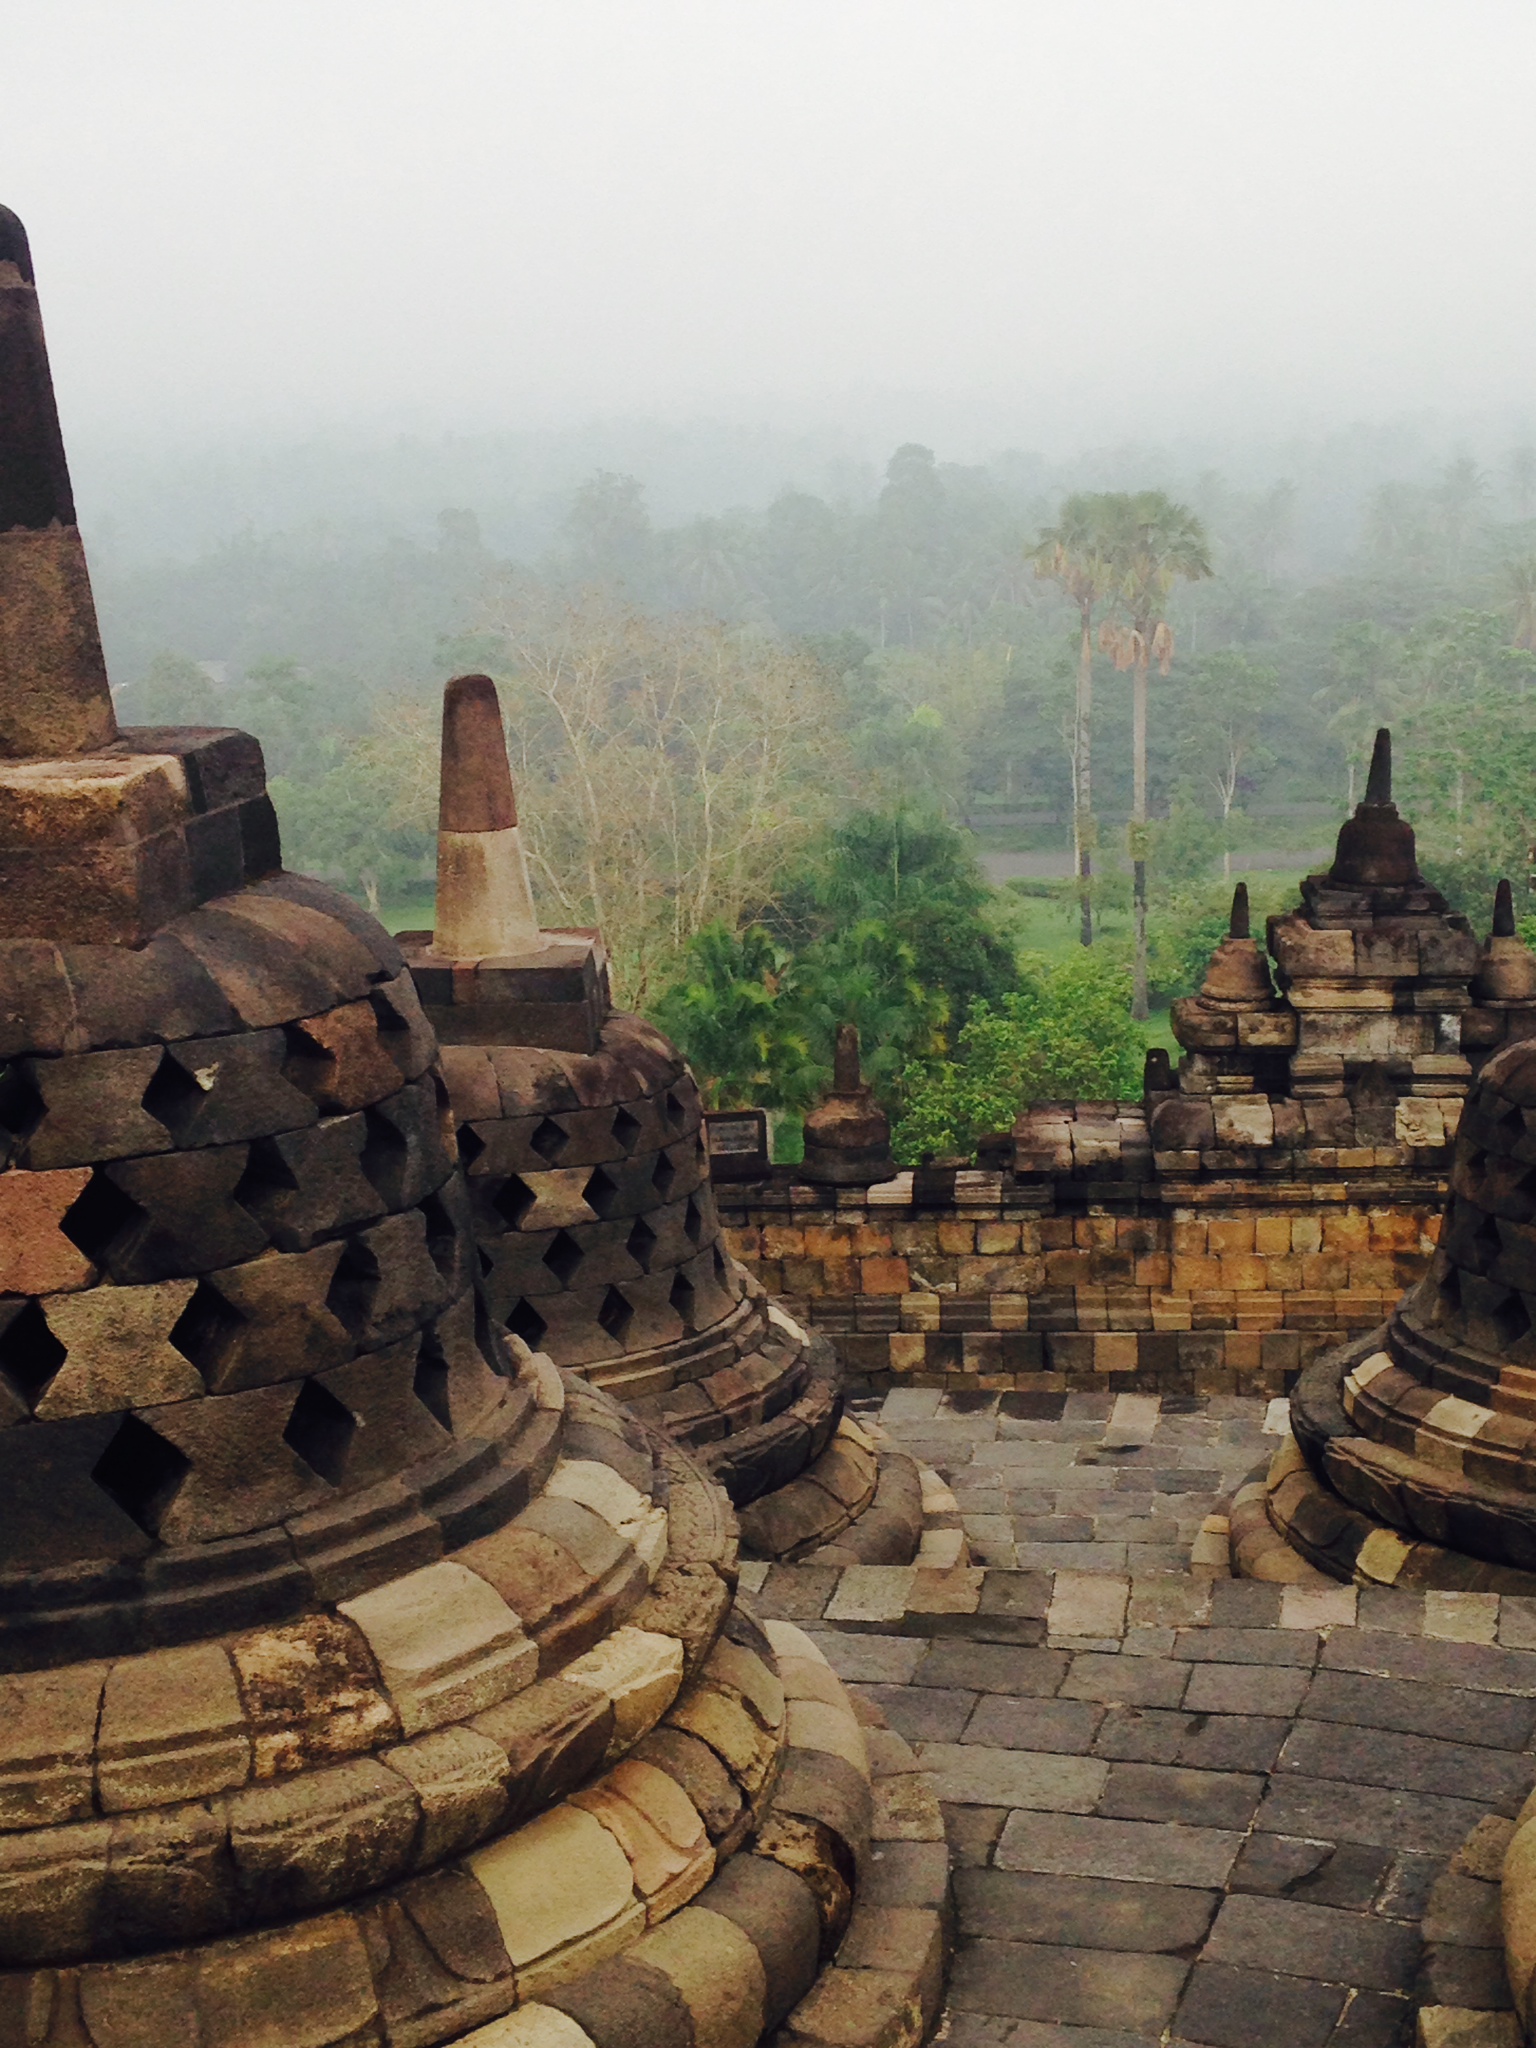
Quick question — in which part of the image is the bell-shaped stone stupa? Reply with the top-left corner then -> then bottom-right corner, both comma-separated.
400,676 -> 898,1560
799,1024 -> 896,1187
1241,1029 -> 1536,1589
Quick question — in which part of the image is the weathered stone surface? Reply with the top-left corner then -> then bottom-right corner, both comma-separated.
96,1643 -> 249,1812
340,1560 -> 537,1736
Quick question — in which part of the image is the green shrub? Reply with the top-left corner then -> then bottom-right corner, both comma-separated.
892,951 -> 1144,1162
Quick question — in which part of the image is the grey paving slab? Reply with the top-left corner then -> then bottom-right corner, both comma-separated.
797,1389 -> 1536,2048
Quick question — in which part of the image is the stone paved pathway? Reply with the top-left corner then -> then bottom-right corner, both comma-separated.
755,1391 -> 1536,2046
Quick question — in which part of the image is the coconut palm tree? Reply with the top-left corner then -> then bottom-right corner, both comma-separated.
1029,494 -> 1119,946
1501,555 -> 1536,653
1099,491 -> 1213,1018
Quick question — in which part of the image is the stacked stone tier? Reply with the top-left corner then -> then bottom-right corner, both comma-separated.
437,1020 -> 842,1524
0,1348 -> 934,2048
1251,1040 -> 1536,1587
0,874 -> 570,1667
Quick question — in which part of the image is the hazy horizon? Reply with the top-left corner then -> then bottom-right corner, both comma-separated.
5,2 -> 1535,477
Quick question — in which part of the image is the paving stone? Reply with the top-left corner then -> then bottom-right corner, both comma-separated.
919,1744 -> 1106,1812
955,1867 -> 1219,1952
1256,1775 -> 1490,1856
962,1695 -> 1103,1755
916,1643 -> 1069,1696
995,1811 -> 1244,1888
803,1630 -> 927,1685
852,1684 -> 975,1743
1275,1721 -> 1534,1808
949,1938 -> 1189,2033
1174,1628 -> 1319,1668
1418,1942 -> 1515,2011
1060,1655 -> 1189,1709
1300,1669 -> 1536,1750
1171,1961 -> 1345,2047
938,1788 -> 1011,1864
1048,1573 -> 1129,1640
1228,1834 -> 1392,1912
1326,1990 -> 1416,2046
1097,1763 -> 1264,1832
1376,1852 -> 1444,1922
1321,1631 -> 1536,1698
1181,1665 -> 1310,1718
1202,1892 -> 1419,1989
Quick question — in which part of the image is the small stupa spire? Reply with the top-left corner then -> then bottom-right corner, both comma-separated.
0,203 -> 117,757
1494,877 -> 1517,939
1364,727 -> 1392,806
833,1022 -> 862,1095
433,673 -> 540,958
1229,882 -> 1250,941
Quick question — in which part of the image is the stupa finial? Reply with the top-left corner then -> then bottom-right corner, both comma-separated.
433,672 -> 540,957
1364,727 -> 1392,806
1494,877 -> 1517,939
833,1022 -> 862,1095
1229,882 -> 1250,941
0,203 -> 117,756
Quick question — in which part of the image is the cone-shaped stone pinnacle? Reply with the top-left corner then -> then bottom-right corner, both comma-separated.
0,203 -> 116,757
1229,882 -> 1250,941
433,672 -> 540,958
833,1022 -> 862,1094
439,674 -> 517,833
1364,728 -> 1392,807
1495,878 -> 1517,939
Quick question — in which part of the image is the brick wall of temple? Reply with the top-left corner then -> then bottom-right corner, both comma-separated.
718,1173 -> 1442,1398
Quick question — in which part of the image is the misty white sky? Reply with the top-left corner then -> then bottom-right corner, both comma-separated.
4,2 -> 1535,450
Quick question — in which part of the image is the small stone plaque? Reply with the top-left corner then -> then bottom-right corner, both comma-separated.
704,1109 -> 770,1181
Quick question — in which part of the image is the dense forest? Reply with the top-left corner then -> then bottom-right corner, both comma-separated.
94,431 -> 1536,1156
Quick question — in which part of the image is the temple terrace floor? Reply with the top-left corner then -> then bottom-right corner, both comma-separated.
743,1389 -> 1536,2047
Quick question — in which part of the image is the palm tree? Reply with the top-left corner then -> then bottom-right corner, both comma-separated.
1501,556 -> 1536,652
1099,491 -> 1213,1019
1029,494 -> 1118,946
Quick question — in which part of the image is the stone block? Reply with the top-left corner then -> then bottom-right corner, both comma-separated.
469,1803 -> 641,1972
571,1758 -> 712,1915
287,997 -> 409,1112
185,1244 -> 352,1394
340,1559 -> 537,1736
228,1755 -> 420,1917
0,1812 -> 113,1963
1212,1096 -> 1275,1148
148,1028 -> 320,1149
95,1147 -> 270,1280
97,1642 -> 249,1812
629,1905 -> 767,2048
18,1046 -> 172,1167
563,1629 -> 686,1753
0,1166 -> 94,1295
234,1116 -> 382,1252
383,1724 -> 512,1864
231,1614 -> 399,1779
33,1276 -> 201,1418
193,1910 -> 379,2048
0,1659 -> 108,1828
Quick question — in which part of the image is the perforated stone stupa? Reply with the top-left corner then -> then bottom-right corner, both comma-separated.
1236,1029 -> 1536,1591
0,205 -> 947,2048
397,675 -> 929,1563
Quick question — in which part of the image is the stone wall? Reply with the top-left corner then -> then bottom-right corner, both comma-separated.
719,1168 -> 1443,1399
